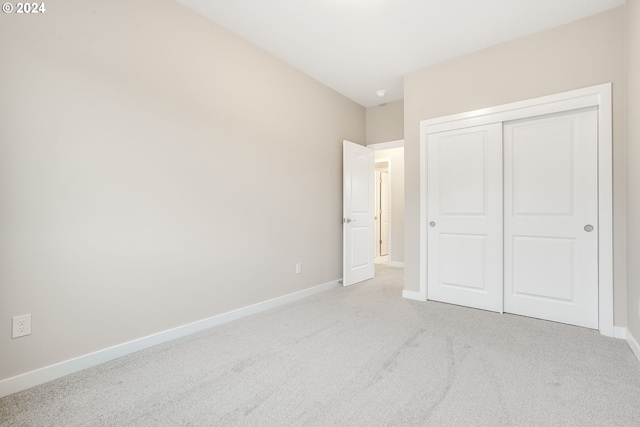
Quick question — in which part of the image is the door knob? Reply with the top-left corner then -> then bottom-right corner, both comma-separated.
584,224 -> 594,232
430,221 -> 436,227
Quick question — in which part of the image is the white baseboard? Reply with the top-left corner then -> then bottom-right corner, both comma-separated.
0,279 -> 341,398
402,290 -> 426,301
613,326 -> 627,339
389,261 -> 405,268
627,329 -> 640,364
612,326 -> 640,364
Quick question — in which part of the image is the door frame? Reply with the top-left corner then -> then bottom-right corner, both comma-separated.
375,160 -> 391,260
368,139 -> 404,268
413,83 -> 613,336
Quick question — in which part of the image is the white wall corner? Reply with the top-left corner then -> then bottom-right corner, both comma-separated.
0,278 -> 341,398
613,326 -> 627,339
402,289 -> 426,301
627,329 -> 640,364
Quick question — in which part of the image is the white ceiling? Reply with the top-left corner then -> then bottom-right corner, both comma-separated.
177,0 -> 625,107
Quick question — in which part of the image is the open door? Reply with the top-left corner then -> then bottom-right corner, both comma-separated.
343,140 -> 375,286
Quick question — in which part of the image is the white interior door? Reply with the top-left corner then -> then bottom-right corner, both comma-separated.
380,171 -> 390,256
427,124 -> 503,312
504,108 -> 599,329
343,140 -> 375,286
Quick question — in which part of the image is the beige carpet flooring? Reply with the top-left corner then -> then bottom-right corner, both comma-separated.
2,264 -> 640,426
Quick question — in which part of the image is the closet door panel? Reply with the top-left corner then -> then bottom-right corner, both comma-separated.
504,108 -> 599,329
427,124 -> 503,312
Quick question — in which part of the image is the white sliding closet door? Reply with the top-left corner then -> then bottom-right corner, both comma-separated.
427,124 -> 503,312
503,108 -> 599,329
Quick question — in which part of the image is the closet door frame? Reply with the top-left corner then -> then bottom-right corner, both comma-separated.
412,83 -> 613,337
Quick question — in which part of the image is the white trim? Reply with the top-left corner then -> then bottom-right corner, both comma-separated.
368,139 -> 404,150
402,289 -> 426,301
596,84 -> 614,337
627,329 -> 640,364
417,83 -> 614,337
389,261 -> 405,268
418,129 -> 429,301
420,86 -> 606,133
0,279 -> 341,398
614,326 -> 627,339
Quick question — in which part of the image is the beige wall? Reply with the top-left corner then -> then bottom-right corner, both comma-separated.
375,148 -> 405,264
627,0 -> 640,340
404,7 -> 627,326
366,100 -> 404,145
0,0 -> 364,380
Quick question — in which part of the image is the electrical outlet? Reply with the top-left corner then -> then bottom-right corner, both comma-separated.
12,314 -> 31,339
296,262 -> 302,275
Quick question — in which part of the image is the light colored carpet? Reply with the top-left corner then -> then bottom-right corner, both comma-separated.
2,265 -> 640,426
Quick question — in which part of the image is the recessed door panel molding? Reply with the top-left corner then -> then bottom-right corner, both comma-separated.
350,227 -> 372,268
512,120 -> 574,216
511,236 -> 575,302
439,132 -> 486,216
426,124 -> 503,313
439,234 -> 487,292
418,84 -> 613,336
504,108 -> 599,329
351,155 -> 372,213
